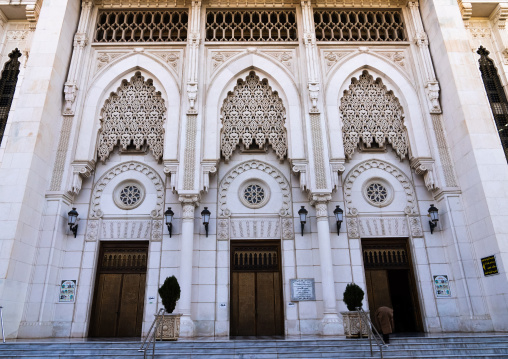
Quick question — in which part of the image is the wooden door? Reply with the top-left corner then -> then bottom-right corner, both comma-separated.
230,241 -> 284,336
89,241 -> 148,337
362,239 -> 423,332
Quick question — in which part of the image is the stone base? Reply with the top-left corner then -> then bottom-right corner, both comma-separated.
321,314 -> 344,336
179,315 -> 195,337
340,311 -> 369,338
155,313 -> 182,340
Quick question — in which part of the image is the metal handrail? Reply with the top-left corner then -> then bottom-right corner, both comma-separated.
139,308 -> 165,359
0,306 -> 5,343
356,307 -> 385,358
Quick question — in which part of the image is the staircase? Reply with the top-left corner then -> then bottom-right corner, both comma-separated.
0,334 -> 507,358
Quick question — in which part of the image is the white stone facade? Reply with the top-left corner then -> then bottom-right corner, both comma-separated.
0,0 -> 507,339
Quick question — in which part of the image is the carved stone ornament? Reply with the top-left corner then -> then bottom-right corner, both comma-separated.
151,220 -> 163,241
85,220 -> 99,241
163,163 -> 178,193
346,217 -> 360,238
425,81 -> 442,114
323,51 -> 349,74
261,50 -> 294,74
210,51 -> 242,74
179,195 -> 199,220
217,218 -> 229,240
377,51 -> 405,69
89,161 -> 164,219
97,72 -> 166,162
218,160 -> 292,218
410,158 -> 439,191
408,216 -> 423,237
343,159 -> 417,215
70,161 -> 95,196
291,161 -> 309,191
358,216 -> 409,238
149,51 -> 180,71
230,218 -> 281,239
221,71 -> 287,161
330,162 -> 345,192
95,52 -> 125,75
63,82 -> 78,115
282,218 -> 294,240
309,193 -> 332,218
340,70 -> 408,160
6,30 -> 28,41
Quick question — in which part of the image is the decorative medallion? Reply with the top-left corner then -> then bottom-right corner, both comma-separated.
114,180 -> 146,210
239,180 -> 270,209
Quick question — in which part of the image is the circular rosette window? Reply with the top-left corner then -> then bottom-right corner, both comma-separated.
239,180 -> 270,209
113,180 -> 146,210
362,178 -> 394,207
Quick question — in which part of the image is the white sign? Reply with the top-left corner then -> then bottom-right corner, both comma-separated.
290,278 -> 316,301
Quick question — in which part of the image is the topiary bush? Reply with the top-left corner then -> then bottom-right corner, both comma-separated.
343,283 -> 364,311
158,276 -> 181,313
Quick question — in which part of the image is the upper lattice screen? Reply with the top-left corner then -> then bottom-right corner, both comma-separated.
94,10 -> 188,42
206,10 -> 297,41
314,9 -> 407,41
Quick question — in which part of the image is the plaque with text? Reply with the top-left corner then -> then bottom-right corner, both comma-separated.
481,255 -> 499,276
290,278 -> 316,301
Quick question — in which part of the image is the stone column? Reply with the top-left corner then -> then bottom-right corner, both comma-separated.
312,194 -> 342,335
178,195 -> 198,337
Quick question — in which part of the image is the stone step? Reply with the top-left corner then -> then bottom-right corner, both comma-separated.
0,335 -> 507,359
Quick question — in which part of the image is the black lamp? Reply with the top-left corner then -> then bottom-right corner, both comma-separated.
164,207 -> 174,237
428,204 -> 439,234
68,207 -> 79,238
333,205 -> 344,236
298,206 -> 308,236
201,207 -> 211,237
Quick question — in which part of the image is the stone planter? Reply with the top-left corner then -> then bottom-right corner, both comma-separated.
155,313 -> 182,340
340,311 -> 369,338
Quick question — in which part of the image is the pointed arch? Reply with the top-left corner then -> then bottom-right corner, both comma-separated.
324,52 -> 432,161
0,48 -> 22,145
97,72 -> 166,163
74,53 -> 181,164
203,53 -> 305,163
340,70 -> 409,160
221,71 -> 287,161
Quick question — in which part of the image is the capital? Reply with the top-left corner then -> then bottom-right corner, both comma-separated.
309,193 -> 332,219
179,195 -> 199,219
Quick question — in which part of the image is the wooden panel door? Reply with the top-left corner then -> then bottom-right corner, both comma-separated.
89,241 -> 148,337
230,241 -> 284,336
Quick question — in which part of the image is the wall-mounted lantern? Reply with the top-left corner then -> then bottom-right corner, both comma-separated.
164,207 -> 174,237
428,204 -> 439,234
67,207 -> 79,238
298,206 -> 308,236
333,205 -> 344,236
201,207 -> 211,237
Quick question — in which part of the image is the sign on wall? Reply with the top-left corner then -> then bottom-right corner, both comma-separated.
59,280 -> 77,303
433,275 -> 451,298
290,278 -> 316,301
481,255 -> 499,276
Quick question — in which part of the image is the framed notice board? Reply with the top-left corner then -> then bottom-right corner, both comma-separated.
481,255 -> 499,276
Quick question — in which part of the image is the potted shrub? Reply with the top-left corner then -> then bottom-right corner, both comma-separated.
340,283 -> 368,338
156,276 -> 182,340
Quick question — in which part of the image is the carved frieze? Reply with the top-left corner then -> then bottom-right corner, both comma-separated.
358,217 -> 409,238
100,220 -> 152,239
217,218 -> 229,240
230,218 -> 281,239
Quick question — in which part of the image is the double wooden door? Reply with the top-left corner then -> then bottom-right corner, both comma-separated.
89,241 -> 148,337
362,239 -> 423,333
230,241 -> 284,336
